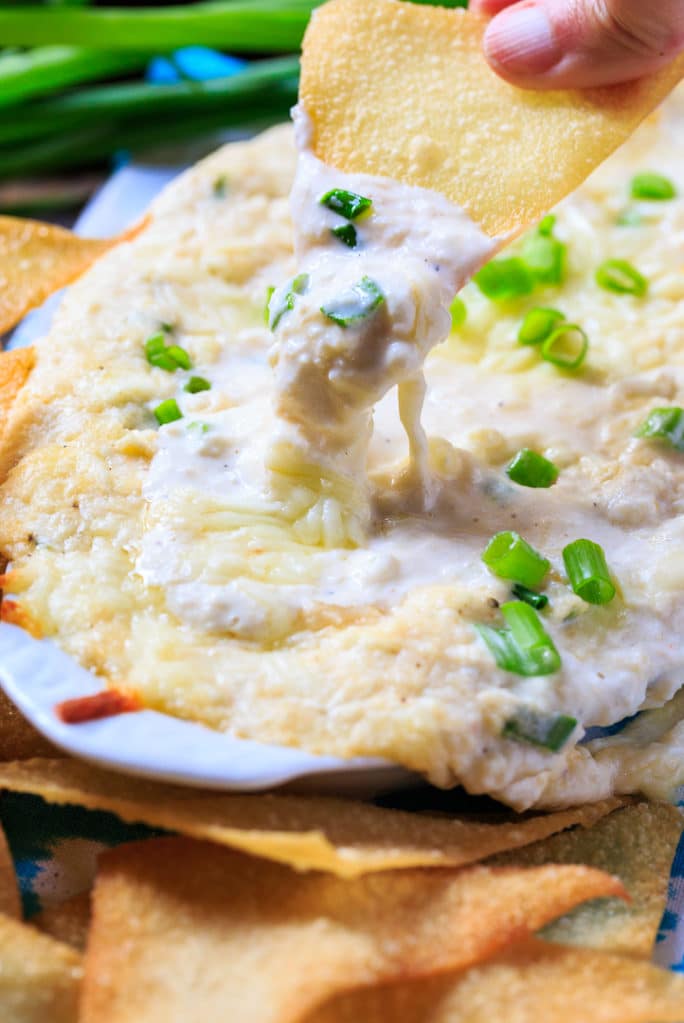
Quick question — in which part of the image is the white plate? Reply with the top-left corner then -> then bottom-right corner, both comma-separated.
0,623 -> 414,794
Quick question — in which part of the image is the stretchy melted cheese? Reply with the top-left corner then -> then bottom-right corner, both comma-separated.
3,95 -> 684,809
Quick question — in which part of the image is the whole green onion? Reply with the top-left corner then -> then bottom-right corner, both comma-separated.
511,582 -> 549,610
506,448 -> 559,488
320,188 -> 372,220
321,276 -> 385,328
502,709 -> 577,752
595,259 -> 648,297
474,257 -> 535,301
482,530 -> 550,589
635,406 -> 684,452
154,398 -> 182,426
630,172 -> 677,201
562,539 -> 616,605
517,307 -> 565,346
185,376 -> 211,394
541,323 -> 588,371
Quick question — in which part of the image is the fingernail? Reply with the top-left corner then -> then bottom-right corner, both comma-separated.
484,3 -> 560,74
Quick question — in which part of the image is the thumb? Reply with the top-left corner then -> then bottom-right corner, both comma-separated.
482,0 -> 684,89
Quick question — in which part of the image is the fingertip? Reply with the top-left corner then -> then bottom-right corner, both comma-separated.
483,2 -> 561,76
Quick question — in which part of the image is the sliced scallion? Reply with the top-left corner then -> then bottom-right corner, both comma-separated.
537,214 -> 556,236
630,172 -> 676,201
616,208 -> 643,227
635,406 -> 684,452
502,709 -> 577,751
474,257 -> 535,301
475,600 -> 560,676
562,539 -> 616,605
521,229 -> 565,285
511,582 -> 549,610
145,332 -> 192,372
518,306 -> 565,346
320,187 -> 372,220
264,285 -> 275,325
184,375 -> 211,394
154,398 -> 182,426
541,323 -> 588,371
321,275 -> 384,328
595,259 -> 648,297
165,344 -> 191,371
482,530 -> 550,589
450,295 -> 467,328
506,448 -> 559,488
331,223 -> 357,248
269,272 -> 309,331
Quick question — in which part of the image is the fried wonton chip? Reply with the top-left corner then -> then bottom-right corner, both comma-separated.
32,892 -> 91,953
0,757 -> 624,876
80,836 -> 622,1023
0,216 -> 121,335
0,692 -> 58,761
0,821 -> 20,919
490,801 -> 683,958
300,0 -> 684,237
306,937 -> 684,1023
0,911 -> 82,1023
0,347 -> 34,443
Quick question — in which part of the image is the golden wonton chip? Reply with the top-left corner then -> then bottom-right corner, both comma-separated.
490,801 -> 683,958
0,347 -> 34,445
80,836 -> 622,1023
32,893 -> 91,954
0,911 -> 82,1023
0,692 -> 59,761
300,0 -> 684,237
0,215 -> 133,336
0,822 -> 20,919
0,757 -> 624,876
306,937 -> 684,1023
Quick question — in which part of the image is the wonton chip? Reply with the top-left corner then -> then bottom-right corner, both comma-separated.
0,691 -> 58,761
490,801 -> 683,958
32,893 -> 91,954
300,0 -> 684,237
0,911 -> 82,1023
0,348 -> 34,445
306,937 -> 684,1023
0,821 -> 19,919
80,836 -> 622,1023
0,217 -> 118,335
0,757 -> 624,876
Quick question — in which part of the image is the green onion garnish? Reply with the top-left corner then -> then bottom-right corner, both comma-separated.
475,600 -> 561,676
474,257 -> 535,301
517,307 -> 565,346
331,223 -> 357,248
595,259 -> 648,297
269,273 -> 309,331
630,172 -> 677,201
521,230 -> 565,285
506,448 -> 559,488
184,375 -> 211,394
541,323 -> 588,371
145,333 -> 192,372
636,406 -> 684,452
153,398 -> 182,426
616,208 -> 643,227
562,539 -> 616,605
537,214 -> 556,236
450,295 -> 467,329
187,420 -> 210,434
264,285 -> 275,325
511,583 -> 549,610
502,709 -> 577,752
320,188 -> 372,220
321,276 -> 385,328
482,530 -> 550,589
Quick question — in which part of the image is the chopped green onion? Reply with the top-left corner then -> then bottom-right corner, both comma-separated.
320,188 -> 372,220
145,333 -> 192,372
482,530 -> 550,589
269,272 -> 309,331
541,323 -> 588,371
474,257 -> 535,301
321,276 -> 385,328
562,539 -> 616,605
616,208 -> 643,227
506,448 -> 559,488
512,583 -> 549,610
449,295 -> 467,328
595,259 -> 648,297
635,406 -> 684,452
475,601 -> 560,676
517,307 -> 565,346
154,398 -> 182,426
537,214 -> 556,236
502,709 -> 577,752
521,230 -> 565,285
187,420 -> 210,434
630,172 -> 676,201
212,174 -> 227,198
264,285 -> 275,325
184,375 -> 211,394
331,223 -> 357,248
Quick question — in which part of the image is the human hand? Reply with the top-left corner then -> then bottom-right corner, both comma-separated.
470,0 -> 684,88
